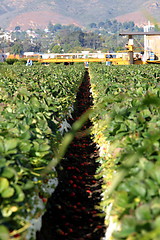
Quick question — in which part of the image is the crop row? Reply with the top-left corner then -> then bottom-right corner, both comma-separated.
89,63 -> 160,240
0,64 -> 85,240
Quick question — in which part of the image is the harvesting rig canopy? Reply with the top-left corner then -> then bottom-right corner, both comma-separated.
119,31 -> 160,64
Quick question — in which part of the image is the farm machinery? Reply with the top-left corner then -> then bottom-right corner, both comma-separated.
5,31 -> 160,65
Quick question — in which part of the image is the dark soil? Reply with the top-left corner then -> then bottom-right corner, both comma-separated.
36,70 -> 105,240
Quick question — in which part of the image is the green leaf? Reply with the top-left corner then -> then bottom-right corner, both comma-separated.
115,191 -> 129,208
153,216 -> 160,228
20,131 -> 31,140
142,95 -> 160,106
117,123 -> 128,133
0,139 -> 5,153
5,149 -> 17,155
125,120 -> 137,131
18,87 -> 30,96
19,141 -> 32,153
32,141 -> 39,151
0,178 -> 9,193
137,113 -> 145,124
130,183 -> 146,198
35,151 -> 49,157
0,225 -> 9,240
39,143 -> 50,152
1,187 -> 15,198
23,180 -> 34,190
150,198 -> 160,216
4,139 -> 19,152
135,204 -> 152,221
150,167 -> 160,184
2,167 -> 16,179
0,157 -> 6,167
13,184 -> 25,202
30,96 -> 40,108
145,179 -> 159,197
113,216 -> 136,238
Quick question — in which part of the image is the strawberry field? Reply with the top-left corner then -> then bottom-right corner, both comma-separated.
0,62 -> 160,240
0,64 -> 85,239
89,63 -> 160,240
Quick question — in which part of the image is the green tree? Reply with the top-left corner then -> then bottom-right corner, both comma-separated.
53,24 -> 62,31
15,26 -> 21,31
50,45 -> 63,53
89,23 -> 97,28
48,23 -> 62,33
83,32 -> 103,49
11,42 -> 23,55
98,22 -> 105,28
123,21 -> 135,30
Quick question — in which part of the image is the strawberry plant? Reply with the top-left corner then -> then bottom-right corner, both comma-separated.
0,63 -> 85,239
89,63 -> 160,240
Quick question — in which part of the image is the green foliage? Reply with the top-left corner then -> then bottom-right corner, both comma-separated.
90,63 -> 160,240
11,42 -> 24,55
5,58 -> 19,65
52,29 -> 103,52
0,63 -> 85,239
50,44 -> 63,53
89,19 -> 143,33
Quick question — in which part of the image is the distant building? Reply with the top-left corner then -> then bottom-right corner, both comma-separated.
143,21 -> 155,32
0,29 -> 13,42
143,22 -> 160,60
26,30 -> 38,38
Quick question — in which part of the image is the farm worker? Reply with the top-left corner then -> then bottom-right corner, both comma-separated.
106,52 -> 113,58
2,55 -> 5,62
26,59 -> 33,66
26,59 -> 30,66
84,62 -> 89,68
30,59 -> 33,65
125,43 -> 129,50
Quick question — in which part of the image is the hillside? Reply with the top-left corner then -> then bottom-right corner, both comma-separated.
0,0 -> 160,30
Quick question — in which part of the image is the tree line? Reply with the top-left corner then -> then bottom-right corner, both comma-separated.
0,20 -> 145,54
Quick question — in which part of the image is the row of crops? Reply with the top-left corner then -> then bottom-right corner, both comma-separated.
89,64 -> 160,240
1,62 -> 160,240
0,64 -> 85,240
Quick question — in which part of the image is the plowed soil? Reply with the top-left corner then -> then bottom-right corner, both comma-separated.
36,70 -> 105,240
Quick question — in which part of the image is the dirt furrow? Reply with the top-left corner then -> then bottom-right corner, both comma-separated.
36,70 -> 105,240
